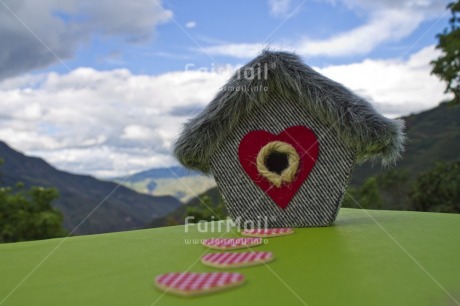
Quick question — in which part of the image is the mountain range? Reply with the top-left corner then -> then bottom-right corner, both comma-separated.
0,142 -> 181,235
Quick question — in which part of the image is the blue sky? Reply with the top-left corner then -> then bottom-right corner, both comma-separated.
47,0 -> 448,74
0,0 -> 452,177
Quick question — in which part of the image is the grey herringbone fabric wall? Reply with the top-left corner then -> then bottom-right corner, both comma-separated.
210,94 -> 356,227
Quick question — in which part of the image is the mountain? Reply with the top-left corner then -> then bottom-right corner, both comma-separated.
113,166 -> 216,203
351,102 -> 460,185
0,141 -> 181,235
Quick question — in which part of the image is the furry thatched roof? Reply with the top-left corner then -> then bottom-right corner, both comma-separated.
174,50 -> 405,174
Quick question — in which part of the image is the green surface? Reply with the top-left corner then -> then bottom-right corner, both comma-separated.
1,209 -> 459,306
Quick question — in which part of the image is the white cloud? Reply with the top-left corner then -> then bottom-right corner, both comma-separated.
0,0 -> 172,80
337,0 -> 445,12
0,67 -> 231,177
185,21 -> 197,28
297,9 -> 423,57
0,46 -> 449,177
199,43 -> 268,59
316,45 -> 450,117
121,125 -> 157,141
268,0 -> 293,18
199,0 -> 446,58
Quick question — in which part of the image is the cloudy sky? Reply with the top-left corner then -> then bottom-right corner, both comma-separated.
0,0 -> 452,177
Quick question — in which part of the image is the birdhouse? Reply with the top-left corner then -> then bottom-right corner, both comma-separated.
174,51 -> 405,227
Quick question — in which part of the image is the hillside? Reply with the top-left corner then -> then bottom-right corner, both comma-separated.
0,142 -> 181,235
351,102 -> 460,185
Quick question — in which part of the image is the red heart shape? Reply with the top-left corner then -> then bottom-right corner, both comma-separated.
238,126 -> 319,209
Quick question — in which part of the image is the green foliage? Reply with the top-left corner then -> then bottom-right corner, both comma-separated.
342,177 -> 382,209
376,169 -> 411,210
185,195 -> 227,222
0,160 -> 67,243
342,186 -> 360,208
359,177 -> 382,209
410,162 -> 460,213
431,1 -> 460,105
345,162 -> 460,214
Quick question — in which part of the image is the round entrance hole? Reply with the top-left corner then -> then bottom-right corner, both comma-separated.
265,151 -> 289,175
256,141 -> 300,187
